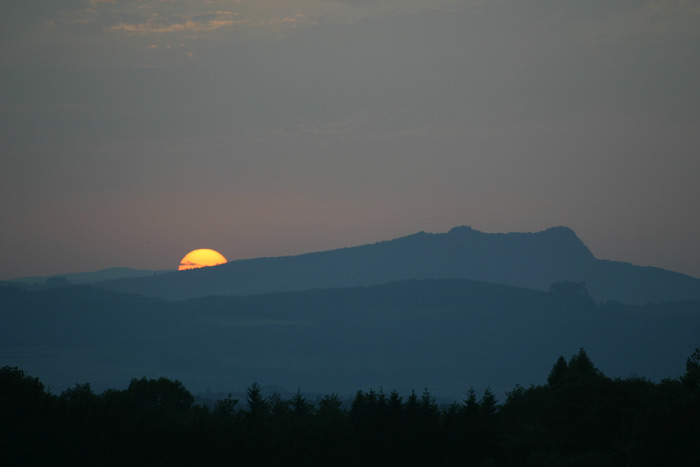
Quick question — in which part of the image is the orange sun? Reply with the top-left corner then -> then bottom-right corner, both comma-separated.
178,249 -> 228,271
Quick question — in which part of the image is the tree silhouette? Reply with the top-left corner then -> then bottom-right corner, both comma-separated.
682,347 -> 700,390
3,348 -> 700,466
547,355 -> 568,386
126,377 -> 194,412
245,382 -> 269,418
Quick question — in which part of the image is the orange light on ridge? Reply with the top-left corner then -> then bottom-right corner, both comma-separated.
178,249 -> 228,271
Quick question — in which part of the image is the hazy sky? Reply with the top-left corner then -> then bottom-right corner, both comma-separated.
2,0 -> 699,280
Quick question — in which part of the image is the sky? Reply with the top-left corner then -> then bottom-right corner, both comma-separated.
1,0 -> 700,280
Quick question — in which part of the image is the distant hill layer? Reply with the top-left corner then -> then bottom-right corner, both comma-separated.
95,227 -> 700,304
1,279 -> 698,398
11,267 -> 172,285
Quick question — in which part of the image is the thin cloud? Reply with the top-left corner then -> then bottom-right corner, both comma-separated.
110,19 -> 237,35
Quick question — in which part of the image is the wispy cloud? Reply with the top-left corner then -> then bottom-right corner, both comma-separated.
104,8 -> 254,35
110,18 -> 240,35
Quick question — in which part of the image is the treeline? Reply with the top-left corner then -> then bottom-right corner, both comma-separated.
2,349 -> 700,466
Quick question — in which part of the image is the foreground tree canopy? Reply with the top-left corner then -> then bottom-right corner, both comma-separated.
2,349 -> 700,466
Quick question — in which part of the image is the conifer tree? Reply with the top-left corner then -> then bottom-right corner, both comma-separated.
682,347 -> 700,389
245,382 -> 269,418
547,355 -> 569,386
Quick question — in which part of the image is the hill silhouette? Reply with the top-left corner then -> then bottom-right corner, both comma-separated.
10,267 -> 171,285
2,279 -> 698,398
95,226 -> 700,304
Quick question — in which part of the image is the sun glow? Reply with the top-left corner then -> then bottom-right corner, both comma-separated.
178,249 -> 228,271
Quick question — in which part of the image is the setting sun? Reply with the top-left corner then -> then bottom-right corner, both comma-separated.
178,249 -> 228,271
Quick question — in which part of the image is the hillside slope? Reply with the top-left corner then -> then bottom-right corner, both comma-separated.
2,279 -> 698,398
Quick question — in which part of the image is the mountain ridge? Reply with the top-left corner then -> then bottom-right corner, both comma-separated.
94,226 -> 700,304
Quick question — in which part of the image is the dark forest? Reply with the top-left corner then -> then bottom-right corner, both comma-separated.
3,348 -> 699,466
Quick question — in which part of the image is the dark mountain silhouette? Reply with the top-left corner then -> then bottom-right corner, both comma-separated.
2,279 -> 698,399
95,226 -> 700,304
